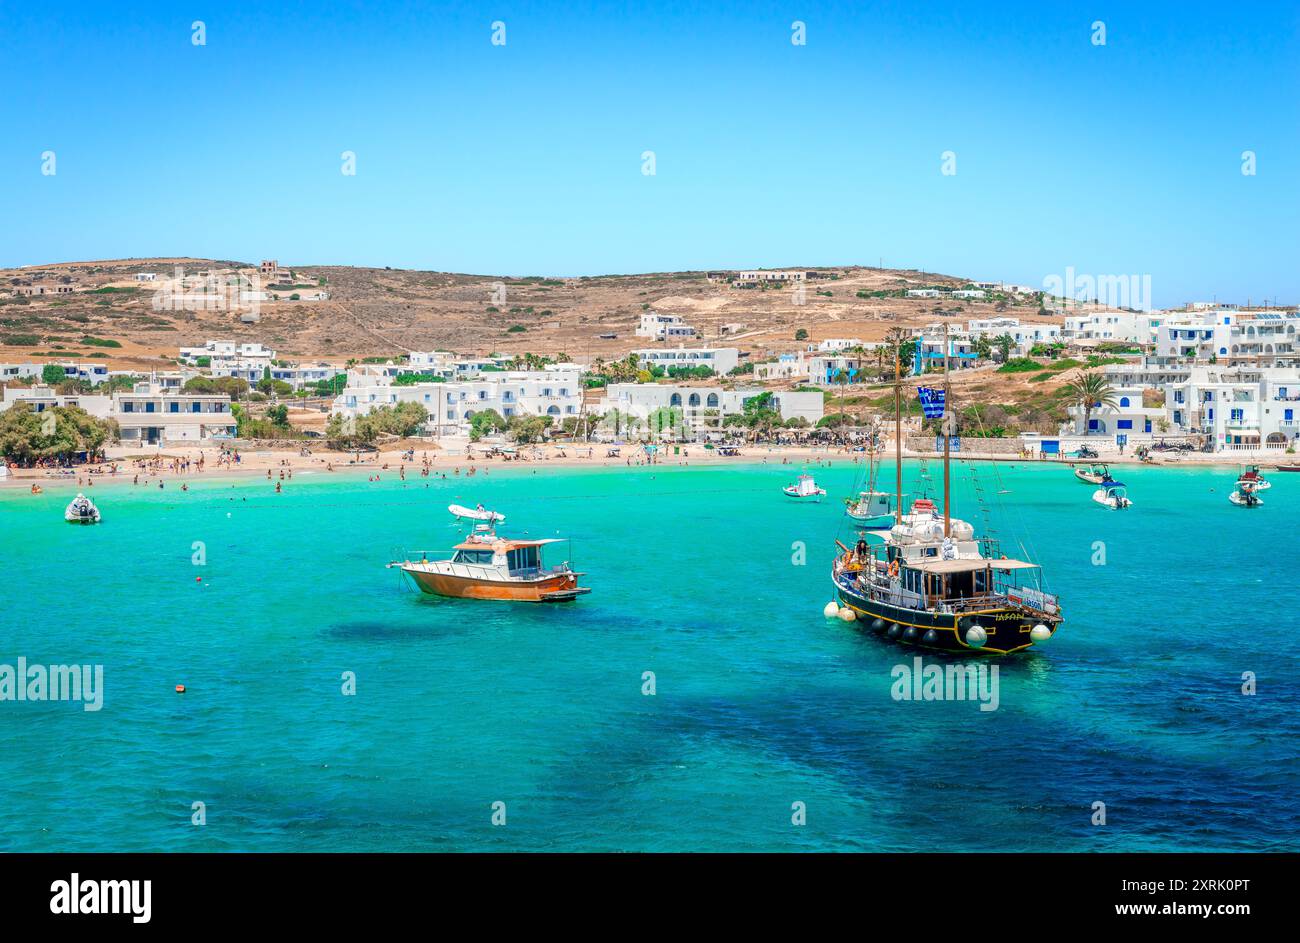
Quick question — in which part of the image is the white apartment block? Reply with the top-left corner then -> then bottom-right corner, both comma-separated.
1062,311 -> 1163,345
0,361 -> 111,385
634,346 -> 739,375
754,354 -> 811,382
112,382 -> 236,445
599,384 -> 823,436
1165,366 -> 1300,451
0,386 -> 112,419
817,338 -> 863,352
179,340 -> 276,365
636,312 -> 697,340
332,368 -> 585,434
268,363 -> 342,389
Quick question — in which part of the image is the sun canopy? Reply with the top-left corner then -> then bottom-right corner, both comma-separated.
910,558 -> 1039,574
1103,481 -> 1127,489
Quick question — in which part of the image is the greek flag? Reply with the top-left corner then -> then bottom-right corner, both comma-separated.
917,386 -> 946,419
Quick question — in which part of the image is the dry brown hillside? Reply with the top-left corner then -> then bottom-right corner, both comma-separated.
0,260 -> 1063,372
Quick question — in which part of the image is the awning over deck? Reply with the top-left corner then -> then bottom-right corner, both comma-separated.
910,558 -> 1038,574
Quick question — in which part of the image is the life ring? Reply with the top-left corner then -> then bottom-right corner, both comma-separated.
888,560 -> 900,579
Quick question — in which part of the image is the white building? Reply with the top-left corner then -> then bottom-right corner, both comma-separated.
599,384 -> 823,436
754,354 -> 811,382
112,382 -> 236,445
1165,366 -> 1300,451
0,386 -> 112,419
817,338 -> 863,352
332,367 -> 585,434
1062,311 -> 1163,346
734,270 -> 813,283
179,340 -> 276,366
268,363 -> 342,390
634,346 -> 739,375
967,317 -> 1063,353
636,312 -> 697,340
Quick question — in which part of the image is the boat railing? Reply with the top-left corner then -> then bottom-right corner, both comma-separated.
931,593 -> 1007,613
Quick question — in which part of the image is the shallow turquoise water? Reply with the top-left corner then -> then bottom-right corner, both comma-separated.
0,459 -> 1296,851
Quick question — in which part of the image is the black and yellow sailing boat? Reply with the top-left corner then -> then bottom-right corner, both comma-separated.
830,326 -> 1063,654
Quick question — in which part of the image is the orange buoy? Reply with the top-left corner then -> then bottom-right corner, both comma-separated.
175,684 -> 186,694
195,576 -> 202,582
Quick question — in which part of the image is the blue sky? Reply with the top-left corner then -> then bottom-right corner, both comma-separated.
0,0 -> 1296,306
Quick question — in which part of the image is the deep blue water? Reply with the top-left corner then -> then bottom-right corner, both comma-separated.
0,459 -> 1296,851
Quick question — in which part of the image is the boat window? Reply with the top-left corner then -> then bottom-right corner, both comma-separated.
452,550 -> 494,564
508,546 -> 540,571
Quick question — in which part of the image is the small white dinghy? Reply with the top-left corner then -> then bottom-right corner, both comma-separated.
1092,481 -> 1132,510
64,493 -> 101,524
449,503 -> 506,523
783,473 -> 826,502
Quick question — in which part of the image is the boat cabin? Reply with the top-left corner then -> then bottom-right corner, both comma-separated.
450,537 -> 560,576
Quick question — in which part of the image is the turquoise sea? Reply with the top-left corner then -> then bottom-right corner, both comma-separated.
0,459 -> 1296,852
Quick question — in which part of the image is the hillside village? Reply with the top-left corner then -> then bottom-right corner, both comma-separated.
2,258 -> 1298,461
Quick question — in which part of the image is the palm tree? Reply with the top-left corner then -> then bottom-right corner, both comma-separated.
1065,371 -> 1118,435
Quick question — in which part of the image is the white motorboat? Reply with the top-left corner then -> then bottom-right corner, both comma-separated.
1074,462 -> 1111,484
449,504 -> 506,523
1229,483 -> 1263,507
844,490 -> 895,528
64,493 -> 101,524
1092,482 -> 1132,510
783,473 -> 826,502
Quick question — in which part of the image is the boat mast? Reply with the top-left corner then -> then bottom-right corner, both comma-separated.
894,334 -> 902,524
942,322 -> 951,537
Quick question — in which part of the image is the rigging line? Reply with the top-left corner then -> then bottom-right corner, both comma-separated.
964,404 -> 1045,588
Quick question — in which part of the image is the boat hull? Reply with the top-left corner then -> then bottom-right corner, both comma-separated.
846,514 -> 894,529
834,576 -> 1060,655
783,489 -> 824,502
405,567 -> 588,602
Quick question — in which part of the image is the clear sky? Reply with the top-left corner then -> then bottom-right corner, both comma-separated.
1,1 -> 1296,307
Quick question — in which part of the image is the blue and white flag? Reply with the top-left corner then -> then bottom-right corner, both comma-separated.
917,386 -> 946,419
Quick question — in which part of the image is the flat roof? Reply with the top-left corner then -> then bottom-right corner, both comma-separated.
453,538 -> 562,551
911,558 -> 1038,574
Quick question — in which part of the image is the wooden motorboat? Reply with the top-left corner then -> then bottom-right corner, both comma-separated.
388,527 -> 589,602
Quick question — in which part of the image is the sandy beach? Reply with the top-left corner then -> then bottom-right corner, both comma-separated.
1,437 -> 1276,493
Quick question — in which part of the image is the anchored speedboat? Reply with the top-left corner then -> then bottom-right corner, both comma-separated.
1092,481 -> 1132,509
1074,462 -> 1111,484
388,525 -> 589,602
64,493 -> 101,524
783,473 -> 826,502
1229,482 -> 1263,507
